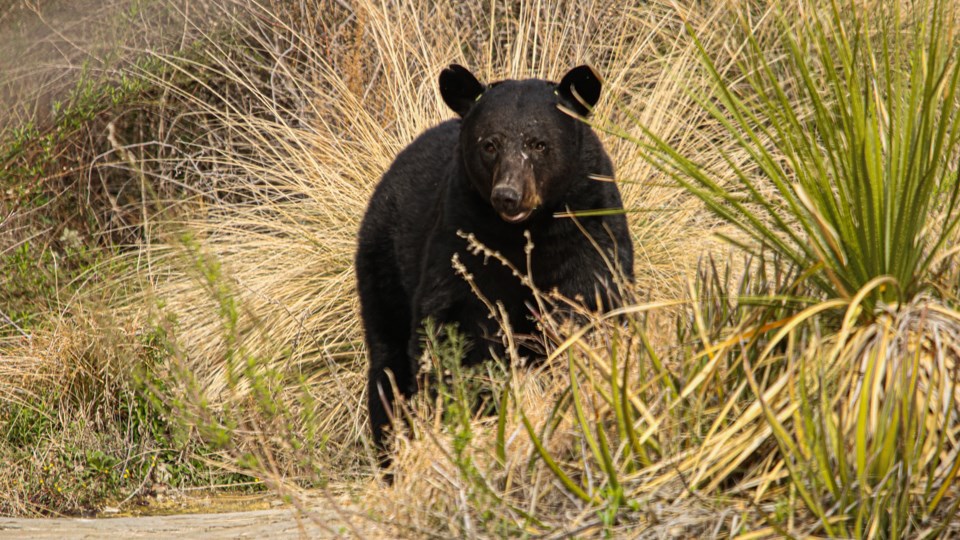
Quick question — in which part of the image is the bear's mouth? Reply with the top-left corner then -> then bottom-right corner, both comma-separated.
499,209 -> 533,223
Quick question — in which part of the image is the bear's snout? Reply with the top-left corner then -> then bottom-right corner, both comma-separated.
490,159 -> 539,223
491,178 -> 536,223
491,185 -> 521,215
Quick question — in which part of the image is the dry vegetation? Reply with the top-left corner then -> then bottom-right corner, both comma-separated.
1,0 -> 959,538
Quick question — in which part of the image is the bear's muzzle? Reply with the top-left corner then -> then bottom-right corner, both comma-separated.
491,159 -> 539,223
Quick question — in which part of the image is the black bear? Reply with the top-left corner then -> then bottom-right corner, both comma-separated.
356,64 -> 633,456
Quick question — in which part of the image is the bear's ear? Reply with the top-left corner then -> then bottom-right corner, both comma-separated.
557,65 -> 602,116
440,64 -> 485,117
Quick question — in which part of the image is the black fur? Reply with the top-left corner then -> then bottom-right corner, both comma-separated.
356,65 -> 633,458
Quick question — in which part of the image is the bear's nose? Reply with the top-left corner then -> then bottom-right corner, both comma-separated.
491,186 -> 521,215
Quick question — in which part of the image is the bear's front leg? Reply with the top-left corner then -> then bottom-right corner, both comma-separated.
407,273 -> 502,384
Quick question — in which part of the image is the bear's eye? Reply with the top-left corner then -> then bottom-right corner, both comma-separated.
533,141 -> 547,152
482,141 -> 497,155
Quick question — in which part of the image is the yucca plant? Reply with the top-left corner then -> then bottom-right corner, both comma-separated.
632,0 -> 960,317
619,0 -> 960,536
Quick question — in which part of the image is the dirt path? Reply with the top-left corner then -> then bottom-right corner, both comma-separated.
0,0 -> 215,129
0,508 -> 334,539
0,492 -> 378,539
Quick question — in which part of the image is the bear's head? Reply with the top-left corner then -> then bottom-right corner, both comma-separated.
439,64 -> 602,224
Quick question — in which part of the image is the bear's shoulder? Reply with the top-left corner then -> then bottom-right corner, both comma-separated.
392,119 -> 461,165
372,119 -> 461,204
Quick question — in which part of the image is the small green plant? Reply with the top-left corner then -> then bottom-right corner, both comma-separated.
415,321 -> 529,536
1,398 -> 54,448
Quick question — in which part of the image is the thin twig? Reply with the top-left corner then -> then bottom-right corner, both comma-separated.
0,306 -> 31,340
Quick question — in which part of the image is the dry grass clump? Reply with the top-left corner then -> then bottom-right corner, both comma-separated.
0,304 -> 165,515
